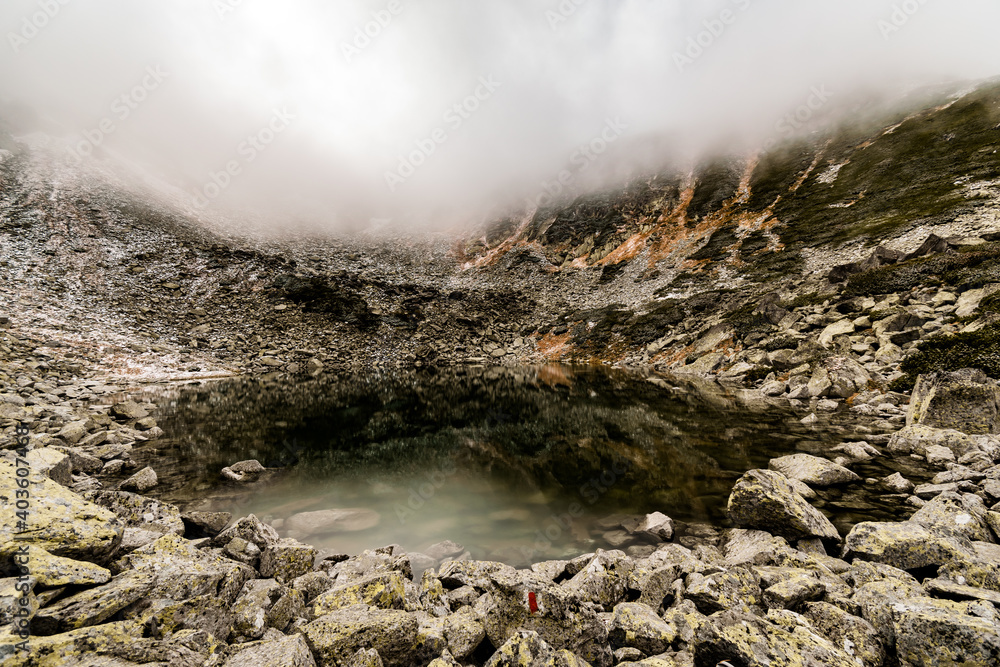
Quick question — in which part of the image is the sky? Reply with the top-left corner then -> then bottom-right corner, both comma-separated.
1,0 -> 999,230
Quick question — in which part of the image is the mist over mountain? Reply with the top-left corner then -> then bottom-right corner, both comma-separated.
2,0 -> 1000,230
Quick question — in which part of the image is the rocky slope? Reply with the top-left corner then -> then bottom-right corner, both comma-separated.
2,81 -> 1000,666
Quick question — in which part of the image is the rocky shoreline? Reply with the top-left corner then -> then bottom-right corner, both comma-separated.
4,272 -> 1000,666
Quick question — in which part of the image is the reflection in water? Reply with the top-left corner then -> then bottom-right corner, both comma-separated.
139,365 -> 900,564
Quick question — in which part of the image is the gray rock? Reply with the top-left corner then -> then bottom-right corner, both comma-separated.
762,572 -> 825,610
260,538 -> 318,583
768,454 -> 860,487
31,569 -> 155,634
892,597 -> 1000,666
907,368 -> 1000,434
843,521 -> 973,570
303,604 -> 419,667
223,634 -> 317,667
694,610 -> 858,667
727,469 -> 840,541
285,508 -> 381,539
881,472 -> 914,494
110,401 -> 149,421
25,447 -> 72,486
0,459 -> 123,563
212,514 -> 280,550
631,512 -> 674,541
686,566 -> 762,615
119,466 -> 157,492
182,510 -> 232,537
231,578 -> 303,640
909,492 -> 995,543
801,601 -> 885,667
607,601 -> 677,655
86,490 -> 185,551
887,424 -> 982,458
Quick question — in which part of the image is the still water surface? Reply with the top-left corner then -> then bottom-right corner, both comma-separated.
139,365 -> 907,564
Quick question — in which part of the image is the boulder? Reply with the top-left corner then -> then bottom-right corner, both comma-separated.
25,447 -> 72,486
113,532 -> 255,604
224,634 -> 317,667
909,492 -> 995,543
686,567 -> 762,615
212,514 -> 280,550
119,466 -> 158,492
762,572 -> 826,610
693,610 -> 859,667
444,606 -> 486,661
182,511 -> 232,537
887,425 -> 983,458
0,459 -> 123,563
85,490 -> 185,551
843,521 -> 973,570
726,470 -> 840,541
19,545 -> 110,587
31,569 -> 155,634
285,508 -> 381,539
907,369 -> 1000,434
231,578 -> 303,640
312,571 -> 408,615
608,602 -> 677,655
768,454 -> 861,487
260,538 -> 317,583
303,604 -> 419,667
818,320 -> 856,348
480,566 -> 611,666
631,512 -> 674,542
110,401 -> 148,421
563,550 -> 634,611
0,621 -> 216,666
892,597 -> 1000,666
801,601 -> 885,667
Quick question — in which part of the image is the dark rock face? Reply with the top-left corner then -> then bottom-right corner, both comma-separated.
907,369 -> 1000,434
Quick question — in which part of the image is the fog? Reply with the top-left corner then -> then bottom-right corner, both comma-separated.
1,0 -> 999,231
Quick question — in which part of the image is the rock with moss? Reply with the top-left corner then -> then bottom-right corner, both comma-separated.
5,622 -> 217,666
112,532 -> 255,604
231,578 -> 304,641
563,550 -> 634,611
85,489 -> 185,551
843,521 -> 974,570
24,447 -> 72,486
686,566 -> 762,615
30,568 -> 156,634
906,368 -> 1000,434
767,454 -> 861,487
443,606 -> 485,661
478,565 -> 611,667
608,601 -> 677,654
0,459 -> 123,564
726,469 -> 840,542
801,601 -> 885,667
136,593 -> 234,642
17,545 -> 111,588
224,633 -> 317,667
693,609 -> 858,667
259,538 -> 318,583
908,491 -> 995,543
886,424 -> 984,458
892,597 -> 1000,666
313,571 -> 408,615
303,603 -> 419,667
